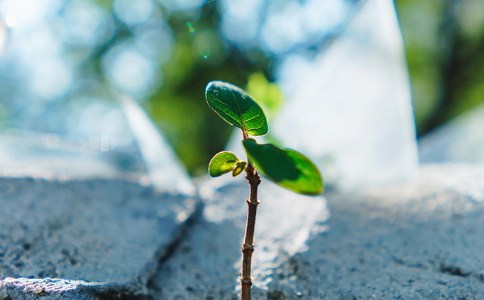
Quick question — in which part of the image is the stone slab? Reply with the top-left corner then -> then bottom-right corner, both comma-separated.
152,164 -> 484,299
0,177 -> 201,299
265,164 -> 484,299
2,164 -> 482,299
151,176 -> 329,299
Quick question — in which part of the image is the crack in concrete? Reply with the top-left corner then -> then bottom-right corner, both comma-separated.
145,200 -> 204,298
93,285 -> 153,300
391,256 -> 483,285
391,256 -> 427,270
438,263 -> 484,284
439,263 -> 470,278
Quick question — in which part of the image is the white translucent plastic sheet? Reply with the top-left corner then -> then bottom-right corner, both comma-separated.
0,96 -> 195,196
120,95 -> 195,195
267,0 -> 418,190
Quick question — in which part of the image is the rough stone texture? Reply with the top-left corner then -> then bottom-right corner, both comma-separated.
151,176 -> 328,299
153,164 -> 484,299
1,165 -> 483,299
419,104 -> 484,164
264,164 -> 484,299
0,177 -> 200,299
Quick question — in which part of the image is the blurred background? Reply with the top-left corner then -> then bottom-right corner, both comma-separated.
0,0 -> 482,178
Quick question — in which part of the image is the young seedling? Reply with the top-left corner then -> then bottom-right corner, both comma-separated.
206,81 -> 323,300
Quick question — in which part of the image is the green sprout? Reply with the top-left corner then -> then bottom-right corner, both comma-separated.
205,81 -> 323,299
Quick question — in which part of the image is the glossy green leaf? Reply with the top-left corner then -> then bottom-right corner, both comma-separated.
232,161 -> 247,177
208,151 -> 239,177
205,81 -> 268,136
243,139 -> 323,195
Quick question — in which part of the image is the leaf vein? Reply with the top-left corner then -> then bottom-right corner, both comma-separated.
243,112 -> 261,122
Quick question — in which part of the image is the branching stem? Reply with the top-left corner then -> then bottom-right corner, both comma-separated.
241,162 -> 260,300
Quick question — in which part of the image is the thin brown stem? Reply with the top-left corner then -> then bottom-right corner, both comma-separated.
241,163 -> 260,300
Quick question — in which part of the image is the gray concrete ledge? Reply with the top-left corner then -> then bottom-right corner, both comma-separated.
1,164 -> 483,299
0,177 -> 201,299
154,164 -> 484,299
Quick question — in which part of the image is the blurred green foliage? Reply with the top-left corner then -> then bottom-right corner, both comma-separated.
150,0 -> 483,174
143,3 -> 273,175
71,0 -> 276,175
395,0 -> 484,134
6,0 -> 480,175
246,73 -> 283,121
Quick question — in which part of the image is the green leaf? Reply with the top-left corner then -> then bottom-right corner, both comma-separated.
205,81 -> 268,136
232,161 -> 247,177
208,151 -> 239,177
243,139 -> 323,195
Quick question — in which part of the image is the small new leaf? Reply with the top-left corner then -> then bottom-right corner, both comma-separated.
243,139 -> 323,195
205,81 -> 268,136
208,151 -> 239,177
232,161 -> 247,177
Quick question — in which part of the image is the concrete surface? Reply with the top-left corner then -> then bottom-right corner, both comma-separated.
153,164 -> 484,299
0,177 -> 200,299
1,164 -> 483,299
